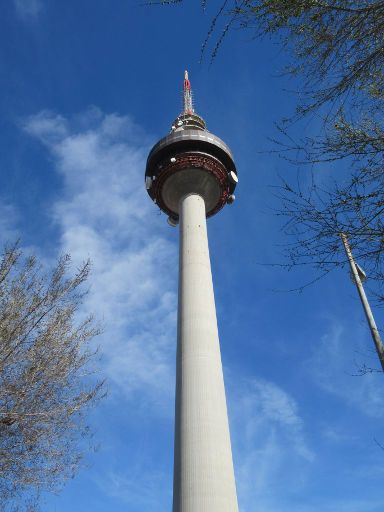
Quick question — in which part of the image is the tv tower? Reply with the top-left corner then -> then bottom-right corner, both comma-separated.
145,71 -> 239,512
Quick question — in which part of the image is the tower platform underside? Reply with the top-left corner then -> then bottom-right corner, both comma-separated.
145,130 -> 237,219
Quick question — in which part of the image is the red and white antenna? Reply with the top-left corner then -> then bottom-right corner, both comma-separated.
183,70 -> 193,114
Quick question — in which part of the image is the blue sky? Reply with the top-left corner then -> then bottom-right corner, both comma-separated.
1,1 -> 384,511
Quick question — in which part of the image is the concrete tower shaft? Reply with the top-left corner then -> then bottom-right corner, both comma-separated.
173,193 -> 239,512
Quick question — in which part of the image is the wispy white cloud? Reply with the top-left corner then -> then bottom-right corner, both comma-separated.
229,374 -> 384,512
229,377 -> 314,512
320,425 -> 358,444
24,108 -> 177,412
307,320 -> 384,417
97,468 -> 171,510
14,0 -> 42,21
0,203 -> 19,245
274,497 -> 384,512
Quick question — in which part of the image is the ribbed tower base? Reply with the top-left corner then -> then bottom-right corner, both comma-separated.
172,193 -> 239,512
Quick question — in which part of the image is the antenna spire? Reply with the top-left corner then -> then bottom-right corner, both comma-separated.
170,70 -> 206,131
183,70 -> 193,114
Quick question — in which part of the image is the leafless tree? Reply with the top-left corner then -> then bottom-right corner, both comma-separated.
231,1 -> 384,110
167,1 -> 384,105
0,243 -> 104,511
273,111 -> 384,295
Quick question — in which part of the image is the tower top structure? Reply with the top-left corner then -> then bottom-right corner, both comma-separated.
145,71 -> 238,222
183,70 -> 193,114
172,70 -> 207,131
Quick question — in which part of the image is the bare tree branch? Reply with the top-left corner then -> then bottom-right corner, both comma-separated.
0,243 -> 104,511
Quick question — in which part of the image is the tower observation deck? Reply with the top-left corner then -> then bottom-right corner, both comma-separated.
145,71 -> 239,512
145,70 -> 238,223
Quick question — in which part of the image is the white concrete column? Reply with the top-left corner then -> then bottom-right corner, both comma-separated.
172,193 -> 239,512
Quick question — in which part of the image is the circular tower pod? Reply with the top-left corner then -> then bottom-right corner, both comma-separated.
145,119 -> 237,219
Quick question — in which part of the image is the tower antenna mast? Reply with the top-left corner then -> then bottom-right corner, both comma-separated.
183,70 -> 193,114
